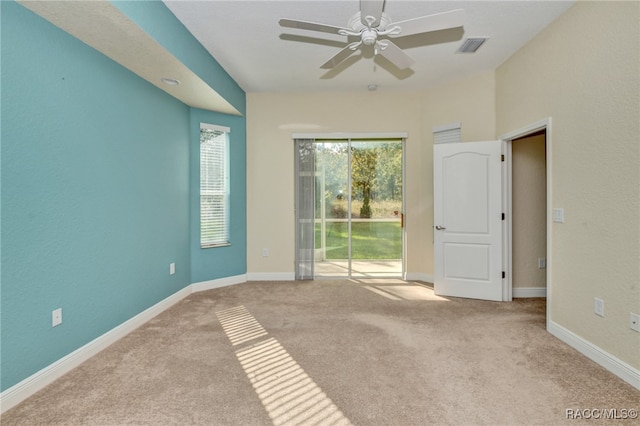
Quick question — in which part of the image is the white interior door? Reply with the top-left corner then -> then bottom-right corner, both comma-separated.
433,141 -> 504,301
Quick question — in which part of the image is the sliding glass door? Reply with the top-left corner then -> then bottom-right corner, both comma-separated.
315,140 -> 350,277
296,137 -> 404,279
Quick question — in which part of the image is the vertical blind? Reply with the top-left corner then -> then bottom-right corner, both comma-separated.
294,139 -> 315,279
200,125 -> 229,247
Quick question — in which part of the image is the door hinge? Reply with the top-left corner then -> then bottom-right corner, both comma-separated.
501,154 -> 505,162
502,271 -> 506,279
502,213 -> 505,220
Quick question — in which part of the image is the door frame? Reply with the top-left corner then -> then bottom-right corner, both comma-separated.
293,132 -> 408,279
500,118 -> 551,318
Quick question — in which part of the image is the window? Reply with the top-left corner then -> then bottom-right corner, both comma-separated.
200,124 -> 230,247
432,122 -> 462,144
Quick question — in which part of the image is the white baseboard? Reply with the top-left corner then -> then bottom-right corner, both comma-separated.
0,285 -> 192,414
404,272 -> 433,283
10,277 -> 634,415
246,272 -> 295,281
191,274 -> 247,292
512,287 -> 546,298
1,273 -> 253,413
548,320 -> 640,390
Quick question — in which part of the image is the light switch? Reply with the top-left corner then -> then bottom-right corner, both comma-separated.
552,208 -> 564,223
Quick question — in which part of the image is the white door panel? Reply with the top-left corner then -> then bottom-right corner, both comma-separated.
434,141 -> 504,301
444,243 -> 491,280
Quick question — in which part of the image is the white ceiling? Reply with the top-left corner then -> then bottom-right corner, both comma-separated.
163,0 -> 575,93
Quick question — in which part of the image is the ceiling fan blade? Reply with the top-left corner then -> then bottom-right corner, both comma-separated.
360,0 -> 385,27
388,9 -> 465,38
321,43 -> 360,69
377,40 -> 415,70
279,18 -> 348,35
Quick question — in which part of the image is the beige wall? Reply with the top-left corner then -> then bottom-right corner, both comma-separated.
418,72 -> 496,275
497,1 -> 639,368
246,71 -> 495,279
512,134 -> 546,289
245,0 -> 639,378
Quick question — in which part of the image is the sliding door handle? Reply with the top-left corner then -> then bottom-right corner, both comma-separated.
435,225 -> 446,230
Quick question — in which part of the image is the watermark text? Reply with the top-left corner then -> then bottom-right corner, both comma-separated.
566,408 -> 638,420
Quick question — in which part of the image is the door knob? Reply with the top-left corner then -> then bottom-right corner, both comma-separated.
435,225 -> 446,230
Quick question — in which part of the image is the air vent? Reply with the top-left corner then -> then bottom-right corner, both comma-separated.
457,38 -> 487,53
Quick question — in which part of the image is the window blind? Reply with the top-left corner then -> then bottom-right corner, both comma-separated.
433,122 -> 462,144
200,126 -> 229,247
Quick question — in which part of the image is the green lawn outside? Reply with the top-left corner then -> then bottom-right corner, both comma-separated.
315,221 -> 402,259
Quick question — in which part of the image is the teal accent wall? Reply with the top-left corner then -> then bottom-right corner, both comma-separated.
111,0 -> 246,116
1,1 -> 247,392
190,110 -> 247,283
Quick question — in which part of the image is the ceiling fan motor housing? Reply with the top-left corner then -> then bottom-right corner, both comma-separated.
347,12 -> 392,46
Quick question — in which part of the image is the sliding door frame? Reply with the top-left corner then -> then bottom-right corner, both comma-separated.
294,132 -> 408,280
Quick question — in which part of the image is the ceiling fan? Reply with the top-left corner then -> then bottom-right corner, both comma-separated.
279,0 -> 465,70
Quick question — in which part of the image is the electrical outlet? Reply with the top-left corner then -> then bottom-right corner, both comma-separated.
630,313 -> 640,332
169,263 -> 175,275
262,248 -> 269,257
538,258 -> 546,269
594,298 -> 604,317
52,308 -> 62,327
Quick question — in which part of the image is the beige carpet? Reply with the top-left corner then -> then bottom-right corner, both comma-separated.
2,280 -> 638,425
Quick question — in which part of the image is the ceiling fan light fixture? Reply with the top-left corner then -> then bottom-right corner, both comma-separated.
361,29 -> 377,45
457,38 -> 487,53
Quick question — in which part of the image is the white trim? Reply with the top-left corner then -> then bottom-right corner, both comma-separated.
291,132 -> 408,140
498,118 -> 549,141
191,274 -> 247,292
548,321 -> 640,390
432,122 -> 461,133
1,273 -> 253,413
512,287 -> 547,298
200,123 -> 230,133
401,139 -> 407,277
404,272 -> 434,283
0,285 -> 192,414
499,118 -> 552,328
246,272 -> 296,281
502,140 -> 512,301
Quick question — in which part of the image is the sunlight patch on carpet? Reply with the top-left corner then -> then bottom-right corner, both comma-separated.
356,281 -> 450,301
374,285 -> 449,301
216,306 -> 352,426
216,305 -> 268,345
361,285 -> 403,300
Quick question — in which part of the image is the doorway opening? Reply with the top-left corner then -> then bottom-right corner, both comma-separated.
431,120 -> 550,302
502,118 -> 551,305
295,135 -> 405,280
511,130 -> 547,297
